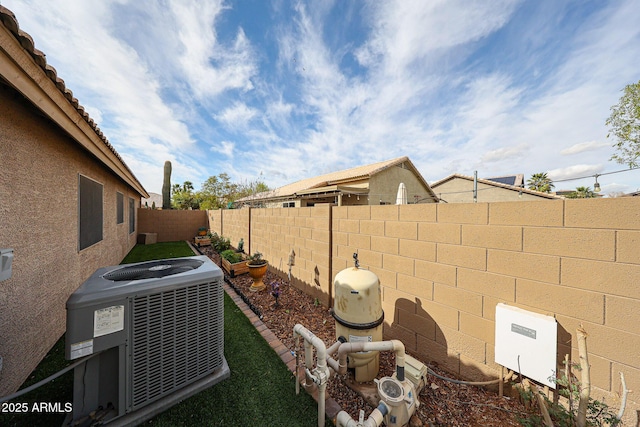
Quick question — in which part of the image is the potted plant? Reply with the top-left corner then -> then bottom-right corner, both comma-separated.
220,249 -> 248,277
247,251 -> 268,292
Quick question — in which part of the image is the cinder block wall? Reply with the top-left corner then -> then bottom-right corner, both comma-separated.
250,206 -> 332,304
208,209 -> 222,235
138,209 -> 207,243
204,198 -> 639,421
333,199 -> 639,421
221,209 -> 250,250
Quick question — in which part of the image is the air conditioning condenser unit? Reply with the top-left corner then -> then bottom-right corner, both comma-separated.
64,255 -> 229,426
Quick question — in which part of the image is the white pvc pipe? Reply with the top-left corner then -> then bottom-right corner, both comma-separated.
293,327 -> 408,427
293,324 -> 331,427
336,339 -> 406,380
336,403 -> 388,427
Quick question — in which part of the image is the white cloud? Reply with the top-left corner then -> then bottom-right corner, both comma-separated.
215,102 -> 257,129
482,144 -> 529,163
355,0 -> 518,75
547,164 -> 603,181
211,140 -> 235,158
169,0 -> 257,98
560,141 -> 610,155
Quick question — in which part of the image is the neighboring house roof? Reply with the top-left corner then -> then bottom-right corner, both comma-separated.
431,174 -> 562,200
485,174 -> 524,187
240,156 -> 438,203
0,6 -> 148,198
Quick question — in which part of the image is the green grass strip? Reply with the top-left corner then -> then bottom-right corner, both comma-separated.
146,292 -> 331,426
120,241 -> 196,263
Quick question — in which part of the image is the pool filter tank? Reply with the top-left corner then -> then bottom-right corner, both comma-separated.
332,253 -> 384,382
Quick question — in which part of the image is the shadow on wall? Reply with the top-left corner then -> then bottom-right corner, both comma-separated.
556,322 -> 572,372
269,263 -> 331,307
387,297 -> 505,390
385,297 -> 449,373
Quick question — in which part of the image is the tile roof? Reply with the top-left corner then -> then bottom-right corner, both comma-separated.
242,156 -> 436,201
0,6 -> 146,196
431,173 -> 562,199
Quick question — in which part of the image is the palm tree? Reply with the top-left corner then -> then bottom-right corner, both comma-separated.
566,186 -> 596,199
527,172 -> 555,193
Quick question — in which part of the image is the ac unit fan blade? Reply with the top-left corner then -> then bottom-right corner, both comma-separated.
103,259 -> 204,281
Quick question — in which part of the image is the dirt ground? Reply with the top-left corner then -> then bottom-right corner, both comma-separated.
202,246 -> 533,426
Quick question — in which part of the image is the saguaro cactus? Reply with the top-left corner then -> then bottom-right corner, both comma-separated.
162,160 -> 172,209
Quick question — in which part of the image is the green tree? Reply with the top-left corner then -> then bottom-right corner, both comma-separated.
527,172 -> 555,193
199,173 -> 270,209
199,173 -> 237,210
607,80 -> 640,167
172,181 -> 200,209
566,186 -> 596,199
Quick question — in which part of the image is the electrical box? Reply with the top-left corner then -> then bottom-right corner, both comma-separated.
0,249 -> 14,282
495,303 -> 557,388
403,354 -> 427,393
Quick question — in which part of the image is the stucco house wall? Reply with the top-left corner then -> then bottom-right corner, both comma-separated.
0,8 -> 146,396
431,175 -> 560,203
370,164 -> 437,205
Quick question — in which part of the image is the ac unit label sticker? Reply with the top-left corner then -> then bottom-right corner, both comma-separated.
70,339 -> 93,359
94,305 -> 124,337
511,323 -> 537,339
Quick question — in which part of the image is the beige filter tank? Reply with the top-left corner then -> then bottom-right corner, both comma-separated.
332,254 -> 384,382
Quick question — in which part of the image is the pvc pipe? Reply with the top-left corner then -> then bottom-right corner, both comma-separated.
335,339 -> 406,380
326,340 -> 344,373
336,402 -> 388,427
293,324 -> 331,427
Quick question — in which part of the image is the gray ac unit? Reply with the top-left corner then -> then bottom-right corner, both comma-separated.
64,255 -> 230,426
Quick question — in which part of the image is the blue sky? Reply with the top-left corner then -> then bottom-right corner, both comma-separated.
4,0 -> 640,195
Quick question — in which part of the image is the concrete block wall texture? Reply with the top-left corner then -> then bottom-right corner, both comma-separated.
249,206 -> 332,304
340,200 -> 640,422
221,209 -> 250,251
192,199 -> 639,422
138,209 -> 207,243
208,209 -> 222,235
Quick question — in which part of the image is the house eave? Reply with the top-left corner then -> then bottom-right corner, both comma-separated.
0,10 -> 148,198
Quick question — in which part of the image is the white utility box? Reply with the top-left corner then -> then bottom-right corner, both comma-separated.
495,303 -> 557,388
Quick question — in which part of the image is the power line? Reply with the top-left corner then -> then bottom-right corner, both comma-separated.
550,166 -> 639,183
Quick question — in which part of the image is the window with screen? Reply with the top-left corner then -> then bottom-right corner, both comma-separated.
116,192 -> 124,224
129,197 -> 135,234
79,175 -> 103,250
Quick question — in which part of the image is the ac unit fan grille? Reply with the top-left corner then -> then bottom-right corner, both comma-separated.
130,280 -> 223,410
104,259 -> 204,281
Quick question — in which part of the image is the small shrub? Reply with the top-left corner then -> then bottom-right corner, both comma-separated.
221,249 -> 243,264
516,363 -> 620,427
247,251 -> 267,266
210,233 -> 231,252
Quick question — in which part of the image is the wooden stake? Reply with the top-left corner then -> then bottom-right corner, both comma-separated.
576,325 -> 590,427
536,392 -> 555,427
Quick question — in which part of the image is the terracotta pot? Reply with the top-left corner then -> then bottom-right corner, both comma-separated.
247,261 -> 268,292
